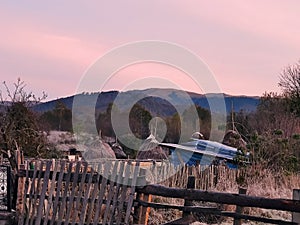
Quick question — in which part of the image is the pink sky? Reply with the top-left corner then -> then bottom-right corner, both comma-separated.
1,1 -> 300,100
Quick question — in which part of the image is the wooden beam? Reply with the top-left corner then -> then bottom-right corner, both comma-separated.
136,199 -> 219,212
233,187 -> 247,225
137,184 -> 300,213
17,169 -> 146,186
136,200 -> 296,225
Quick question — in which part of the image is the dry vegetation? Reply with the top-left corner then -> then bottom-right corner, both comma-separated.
145,164 -> 300,225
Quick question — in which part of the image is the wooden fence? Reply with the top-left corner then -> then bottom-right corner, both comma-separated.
120,160 -> 242,190
135,176 -> 300,225
17,160 -> 146,225
158,162 -> 242,189
16,159 -> 300,225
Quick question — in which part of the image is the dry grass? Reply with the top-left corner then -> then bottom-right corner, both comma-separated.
146,164 -> 300,224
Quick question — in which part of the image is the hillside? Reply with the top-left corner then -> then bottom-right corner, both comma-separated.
33,88 -> 260,116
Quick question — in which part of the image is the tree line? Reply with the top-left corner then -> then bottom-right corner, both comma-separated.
231,60 -> 300,172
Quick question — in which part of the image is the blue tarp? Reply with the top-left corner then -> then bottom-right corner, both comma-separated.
161,138 -> 240,168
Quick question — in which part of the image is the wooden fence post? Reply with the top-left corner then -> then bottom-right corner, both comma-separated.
17,163 -> 26,225
135,193 -> 152,225
292,189 -> 300,224
183,176 -> 195,217
233,187 -> 247,225
134,168 -> 151,225
7,166 -> 11,212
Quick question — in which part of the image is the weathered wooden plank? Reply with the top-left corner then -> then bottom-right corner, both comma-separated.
134,168 -> 149,225
116,161 -> 131,225
43,161 -> 60,225
71,162 -> 88,225
35,161 -> 52,225
137,200 -> 296,225
150,161 -> 157,184
136,193 -> 151,225
65,161 -> 81,224
50,161 -> 66,225
137,184 -> 300,213
108,161 -> 125,225
25,160 -> 38,225
93,162 -> 111,225
23,193 -> 127,206
86,163 -> 102,225
136,198 -> 218,211
29,161 -> 44,225
103,161 -> 119,224
78,168 -> 95,224
18,161 -> 30,225
18,169 -> 145,187
158,160 -> 164,181
18,170 -> 102,183
125,161 -> 140,223
57,162 -> 73,225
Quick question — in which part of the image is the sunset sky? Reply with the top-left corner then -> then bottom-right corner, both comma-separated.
1,1 -> 300,100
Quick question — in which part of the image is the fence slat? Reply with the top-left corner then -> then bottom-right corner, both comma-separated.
57,162 -> 73,225
50,160 -> 66,225
18,162 -> 29,225
65,161 -> 81,224
35,161 -> 52,225
92,161 -> 111,225
116,161 -> 132,225
29,161 -> 44,225
125,161 -> 140,223
102,161 -> 119,224
86,163 -> 101,225
43,161 -> 60,225
71,162 -> 88,225
78,167 -> 95,224
109,161 -> 125,225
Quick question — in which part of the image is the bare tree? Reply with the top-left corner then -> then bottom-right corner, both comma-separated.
278,60 -> 300,115
0,78 -> 47,173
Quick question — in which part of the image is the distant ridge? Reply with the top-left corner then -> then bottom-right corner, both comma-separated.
33,88 -> 260,116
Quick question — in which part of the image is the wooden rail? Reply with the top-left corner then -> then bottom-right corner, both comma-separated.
136,184 -> 300,212
135,176 -> 300,225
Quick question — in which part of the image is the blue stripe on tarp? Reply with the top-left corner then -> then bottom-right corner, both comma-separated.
169,149 -> 238,168
181,139 -> 238,160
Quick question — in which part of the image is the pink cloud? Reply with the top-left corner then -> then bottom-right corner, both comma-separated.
175,0 -> 300,50
0,21 -> 104,66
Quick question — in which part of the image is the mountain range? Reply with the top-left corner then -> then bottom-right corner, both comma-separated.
33,88 -> 260,116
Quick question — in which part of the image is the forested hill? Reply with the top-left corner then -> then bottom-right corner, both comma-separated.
33,88 -> 260,115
